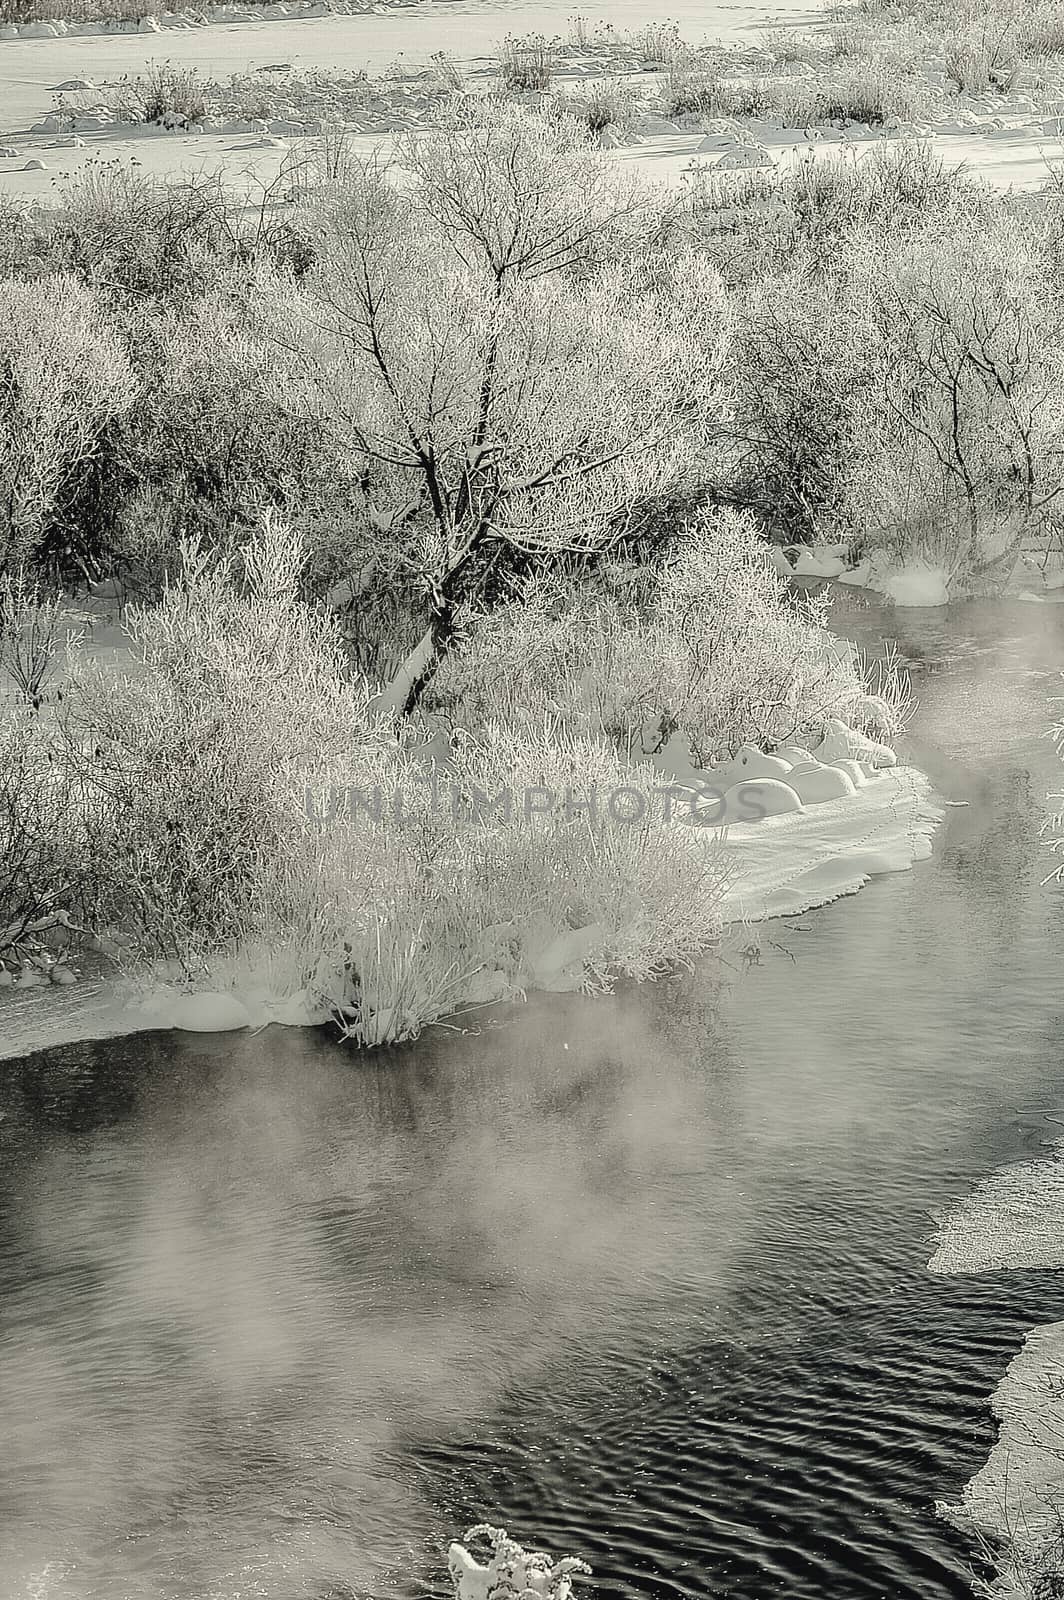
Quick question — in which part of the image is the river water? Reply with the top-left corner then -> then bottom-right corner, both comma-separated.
3,592 -> 1064,1600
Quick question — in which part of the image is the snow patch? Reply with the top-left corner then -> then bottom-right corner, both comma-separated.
929,1140 -> 1064,1275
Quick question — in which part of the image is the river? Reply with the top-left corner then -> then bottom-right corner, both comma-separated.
3,591 -> 1064,1600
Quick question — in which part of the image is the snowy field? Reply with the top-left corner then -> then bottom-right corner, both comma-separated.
3,0 -> 1064,202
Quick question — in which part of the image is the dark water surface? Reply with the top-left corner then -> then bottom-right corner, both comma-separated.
4,595 -> 1064,1600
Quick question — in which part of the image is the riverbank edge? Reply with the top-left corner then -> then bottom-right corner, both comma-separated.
0,762 -> 942,1062
938,1319 -> 1064,1600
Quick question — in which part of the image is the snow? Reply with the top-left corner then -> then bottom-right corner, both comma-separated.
779,546 -> 955,607
712,762 -> 940,921
782,540 -> 1064,606
1,0 -> 1062,201
881,561 -> 951,608
929,1140 -> 1064,1275
930,1144 -> 1064,1591
939,1319 -> 1064,1593
449,1530 -> 589,1600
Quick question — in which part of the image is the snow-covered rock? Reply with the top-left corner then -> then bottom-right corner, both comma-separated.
772,744 -> 816,766
136,989 -> 254,1031
525,922 -> 605,991
716,746 -> 797,784
713,776 -> 805,822
790,546 -> 849,578
784,761 -> 858,805
811,716 -> 896,769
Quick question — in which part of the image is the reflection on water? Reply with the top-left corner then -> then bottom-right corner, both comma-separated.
4,596 -> 1064,1598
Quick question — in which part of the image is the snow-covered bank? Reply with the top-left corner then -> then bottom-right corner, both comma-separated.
774,542 -> 1064,609
0,746 -> 941,1062
715,761 -> 940,920
939,1320 -> 1064,1599
931,1144 -> 1064,1595
1,0 -> 422,39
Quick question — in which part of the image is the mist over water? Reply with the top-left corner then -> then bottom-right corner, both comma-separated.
5,594 -> 1064,1598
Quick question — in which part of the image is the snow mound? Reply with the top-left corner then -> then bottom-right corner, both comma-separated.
712,764 -> 940,922
636,116 -> 682,135
790,546 -> 849,578
882,561 -> 950,608
128,981 -> 332,1032
715,145 -> 775,169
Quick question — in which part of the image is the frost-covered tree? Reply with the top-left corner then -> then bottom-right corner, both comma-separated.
277,105 -> 731,714
841,216 -> 1064,583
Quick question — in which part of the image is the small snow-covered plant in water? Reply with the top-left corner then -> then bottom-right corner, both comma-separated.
449,1524 -> 590,1600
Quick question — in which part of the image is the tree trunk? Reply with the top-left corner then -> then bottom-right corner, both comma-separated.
370,592 -> 459,719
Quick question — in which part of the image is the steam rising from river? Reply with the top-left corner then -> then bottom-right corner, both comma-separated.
0,991 -> 750,1599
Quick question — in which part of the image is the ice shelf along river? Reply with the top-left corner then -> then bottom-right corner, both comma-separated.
3,587 -> 1064,1600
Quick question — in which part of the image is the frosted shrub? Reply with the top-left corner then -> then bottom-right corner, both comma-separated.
51,508 -> 727,1036
0,277 -> 136,575
500,34 -> 553,91
54,167 -> 237,301
600,511 -> 898,760
625,512 -> 894,758
634,21 -> 687,62
433,509 -> 895,767
727,266 -> 868,543
686,141 -> 977,286
567,77 -> 640,133
94,274 -> 332,593
63,515 -> 374,971
838,217 -> 1064,585
0,709 -> 93,968
317,716 -> 727,1044
944,23 -> 1020,93
0,569 -> 65,708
